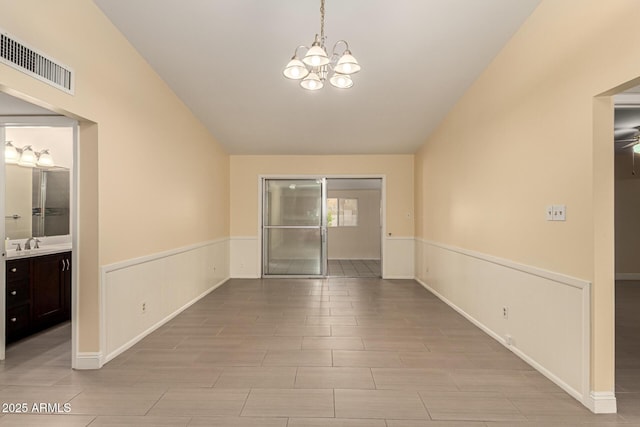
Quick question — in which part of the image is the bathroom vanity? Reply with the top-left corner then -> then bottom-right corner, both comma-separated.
6,250 -> 71,343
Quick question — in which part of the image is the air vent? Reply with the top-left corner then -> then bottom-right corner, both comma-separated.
0,29 -> 74,95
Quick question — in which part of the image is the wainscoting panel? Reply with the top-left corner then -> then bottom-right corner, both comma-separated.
230,236 -> 260,278
384,237 -> 415,279
415,239 -> 593,409
101,239 -> 229,364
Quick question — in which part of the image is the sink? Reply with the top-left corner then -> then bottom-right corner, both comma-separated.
6,243 -> 72,259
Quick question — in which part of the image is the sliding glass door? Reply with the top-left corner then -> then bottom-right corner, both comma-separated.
262,178 -> 326,276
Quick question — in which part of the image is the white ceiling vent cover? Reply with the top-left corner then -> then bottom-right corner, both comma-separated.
0,29 -> 74,95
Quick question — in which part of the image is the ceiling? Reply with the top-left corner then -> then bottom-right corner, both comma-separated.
0,92 -> 58,116
92,0 -> 541,155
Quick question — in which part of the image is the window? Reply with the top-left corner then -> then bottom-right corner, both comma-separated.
327,198 -> 358,227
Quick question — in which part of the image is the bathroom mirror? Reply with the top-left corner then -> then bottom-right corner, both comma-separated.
5,164 -> 70,239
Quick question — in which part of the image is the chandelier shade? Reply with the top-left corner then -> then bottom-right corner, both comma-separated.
283,58 -> 309,80
334,51 -> 361,75
283,0 -> 360,91
302,42 -> 330,67
634,143 -> 640,154
329,73 -> 353,89
300,72 -> 323,90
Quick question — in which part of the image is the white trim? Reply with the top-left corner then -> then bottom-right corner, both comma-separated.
101,238 -> 228,273
74,352 -> 103,370
71,122 -> 79,369
615,273 -> 640,281
102,277 -> 229,365
585,391 -> 617,414
419,238 -> 590,290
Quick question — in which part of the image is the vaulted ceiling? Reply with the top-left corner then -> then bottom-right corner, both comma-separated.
91,0 -> 541,155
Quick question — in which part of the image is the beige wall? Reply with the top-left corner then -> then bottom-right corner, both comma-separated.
327,189 -> 381,260
230,155 -> 413,238
415,0 -> 640,394
0,0 -> 229,353
615,153 -> 640,274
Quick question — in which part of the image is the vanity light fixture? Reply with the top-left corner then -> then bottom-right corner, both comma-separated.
17,145 -> 37,167
36,149 -> 54,167
4,141 -> 55,167
4,141 -> 19,164
283,0 -> 361,90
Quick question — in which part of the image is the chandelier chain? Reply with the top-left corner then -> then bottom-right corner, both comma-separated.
320,0 -> 325,42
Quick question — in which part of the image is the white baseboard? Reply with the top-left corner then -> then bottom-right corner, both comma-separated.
74,352 -> 103,370
585,391 -> 617,414
103,277 -> 228,365
616,273 -> 640,281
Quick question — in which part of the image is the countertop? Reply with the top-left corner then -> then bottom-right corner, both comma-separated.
5,243 -> 72,260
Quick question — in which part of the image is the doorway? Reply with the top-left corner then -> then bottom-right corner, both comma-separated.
326,178 -> 382,278
261,176 -> 383,278
0,93 -> 77,366
613,88 -> 640,398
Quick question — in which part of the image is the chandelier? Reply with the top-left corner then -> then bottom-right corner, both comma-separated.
283,0 -> 361,90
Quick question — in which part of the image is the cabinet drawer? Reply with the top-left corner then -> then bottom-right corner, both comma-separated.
6,304 -> 30,342
6,281 -> 30,308
6,259 -> 29,281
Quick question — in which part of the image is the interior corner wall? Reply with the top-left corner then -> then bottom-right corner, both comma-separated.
414,0 -> 640,412
0,0 -> 230,361
229,155 -> 414,279
615,153 -> 640,279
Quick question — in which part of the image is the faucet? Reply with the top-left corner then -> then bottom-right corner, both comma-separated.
24,237 -> 40,250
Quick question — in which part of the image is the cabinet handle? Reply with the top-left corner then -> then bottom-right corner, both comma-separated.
65,259 -> 70,270
10,317 -> 16,323
61,259 -> 66,271
10,268 -> 16,273
10,291 -> 16,296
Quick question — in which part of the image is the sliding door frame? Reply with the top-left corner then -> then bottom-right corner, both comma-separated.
258,174 -> 386,279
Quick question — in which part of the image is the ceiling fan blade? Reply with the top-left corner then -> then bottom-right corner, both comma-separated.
619,141 -> 638,149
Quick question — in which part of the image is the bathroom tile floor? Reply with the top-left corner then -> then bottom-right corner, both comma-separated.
0,278 -> 637,425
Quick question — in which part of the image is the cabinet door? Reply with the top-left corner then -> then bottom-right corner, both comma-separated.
31,253 -> 66,330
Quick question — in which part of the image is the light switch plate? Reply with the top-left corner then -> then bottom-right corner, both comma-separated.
545,205 -> 554,221
552,204 -> 566,221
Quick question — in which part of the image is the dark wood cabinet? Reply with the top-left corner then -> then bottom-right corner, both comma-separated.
5,252 -> 71,343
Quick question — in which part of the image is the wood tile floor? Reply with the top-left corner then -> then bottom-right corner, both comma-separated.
0,278 -> 637,425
